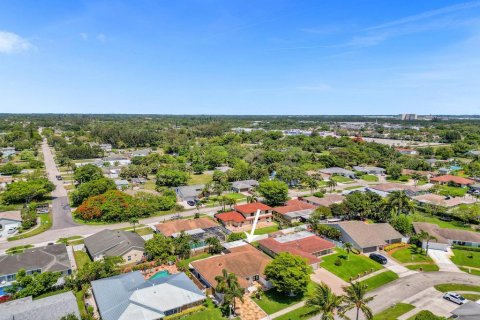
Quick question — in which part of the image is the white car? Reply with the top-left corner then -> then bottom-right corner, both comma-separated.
443,292 -> 467,305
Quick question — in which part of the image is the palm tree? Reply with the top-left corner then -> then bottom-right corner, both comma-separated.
305,177 -> 319,195
195,201 -> 202,214
215,269 -> 244,317
344,242 -> 353,260
206,236 -> 222,254
412,173 -> 422,186
129,217 -> 139,233
305,283 -> 347,320
327,179 -> 337,192
343,282 -> 374,320
386,191 -> 413,216
418,230 -> 437,256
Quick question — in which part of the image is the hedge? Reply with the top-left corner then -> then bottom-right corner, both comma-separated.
163,305 -> 206,320
452,245 -> 480,252
384,243 -> 407,252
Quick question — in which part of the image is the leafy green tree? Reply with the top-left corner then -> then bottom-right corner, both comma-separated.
66,256 -> 123,291
227,232 -> 246,242
5,269 -> 61,298
73,164 -> 103,184
70,178 -> 116,206
156,169 -> 188,187
343,282 -> 374,320
386,164 -> 402,180
0,163 -> 22,175
215,269 -> 244,315
390,214 -> 413,235
386,191 -> 413,216
144,233 -> 175,263
205,236 -> 223,254
60,314 -> 80,320
2,178 -> 55,204
258,180 -> 288,206
264,252 -> 313,296
305,282 -> 346,320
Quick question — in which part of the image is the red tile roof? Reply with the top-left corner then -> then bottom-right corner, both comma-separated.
258,234 -> 335,265
234,203 -> 272,214
214,211 -> 246,223
430,175 -> 475,185
273,199 -> 315,215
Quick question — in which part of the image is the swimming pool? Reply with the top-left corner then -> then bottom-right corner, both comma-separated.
150,270 -> 170,280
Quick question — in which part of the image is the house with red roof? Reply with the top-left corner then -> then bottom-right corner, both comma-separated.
257,231 -> 335,269
214,202 -> 273,228
273,199 -> 316,224
430,174 -> 475,187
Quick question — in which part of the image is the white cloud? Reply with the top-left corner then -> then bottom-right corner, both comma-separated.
96,33 -> 106,42
0,31 -> 32,54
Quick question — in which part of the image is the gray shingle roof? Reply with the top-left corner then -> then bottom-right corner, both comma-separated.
84,229 -> 145,258
92,271 -> 205,320
0,291 -> 80,320
0,244 -> 71,276
333,221 -> 403,248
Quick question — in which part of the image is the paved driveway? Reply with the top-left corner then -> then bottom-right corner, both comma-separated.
383,254 -> 417,278
398,287 -> 459,319
311,268 -> 348,295
428,249 -> 461,272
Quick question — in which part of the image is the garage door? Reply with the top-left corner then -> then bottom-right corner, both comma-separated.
362,246 -> 378,253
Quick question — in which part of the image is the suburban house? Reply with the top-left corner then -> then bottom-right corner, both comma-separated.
0,244 -> 72,286
191,241 -> 272,294
330,221 -> 403,253
175,184 -> 204,202
214,202 -> 273,228
412,193 -> 477,208
131,149 -> 151,157
0,175 -> 13,190
273,199 -> 316,224
366,183 -> 423,197
319,167 -> 355,179
155,217 -> 229,249
352,166 -> 385,175
466,150 -> 480,157
299,194 -> 345,208
92,271 -> 205,320
0,211 -> 22,238
114,179 -> 129,190
430,175 -> 475,187
84,229 -> 145,264
401,169 -> 434,178
131,177 -> 147,185
0,291 -> 80,320
103,156 -> 131,166
214,166 -> 232,173
413,222 -> 480,251
99,143 -> 112,152
231,179 -> 259,193
0,147 -> 16,159
451,301 -> 480,320
395,148 -> 418,155
257,231 -> 335,269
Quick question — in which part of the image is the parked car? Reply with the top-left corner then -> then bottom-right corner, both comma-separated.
443,292 -> 467,305
369,253 -> 387,265
186,200 -> 196,206
56,175 -> 63,180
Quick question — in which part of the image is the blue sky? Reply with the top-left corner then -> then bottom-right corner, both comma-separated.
1,0 -> 480,115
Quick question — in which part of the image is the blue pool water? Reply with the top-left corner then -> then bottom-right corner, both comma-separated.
450,165 -> 462,171
150,270 -> 170,280
0,286 -> 11,297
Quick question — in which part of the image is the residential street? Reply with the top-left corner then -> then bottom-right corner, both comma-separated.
344,271 -> 480,319
41,138 -> 78,229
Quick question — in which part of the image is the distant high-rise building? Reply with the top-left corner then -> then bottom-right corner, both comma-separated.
400,114 -> 417,121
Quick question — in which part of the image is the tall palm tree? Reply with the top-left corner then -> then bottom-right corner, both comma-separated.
305,177 -> 319,195
129,217 -> 139,233
418,230 -> 437,256
327,179 -> 337,192
215,269 -> 244,316
305,283 -> 347,320
344,242 -> 353,260
386,191 -> 413,216
343,282 -> 374,320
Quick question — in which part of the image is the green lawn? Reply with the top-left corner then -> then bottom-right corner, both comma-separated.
451,249 -> 480,268
434,283 -> 480,293
183,299 -> 225,320
373,303 -> 415,320
275,305 -> 317,320
331,175 -> 354,183
33,288 -> 70,300
8,213 -> 52,241
75,289 -> 88,318
463,293 -> 480,301
320,249 -> 383,281
253,283 -> 314,315
359,271 -> 399,292
391,246 -> 433,263
437,185 -> 467,197
177,253 -> 212,270
225,192 -> 247,200
361,175 -> 379,182
405,264 -> 440,272
6,244 -> 34,254
133,227 -> 154,236
74,250 -> 91,269
188,173 -> 213,185
408,212 -> 473,231
254,224 -> 280,235
460,266 -> 480,276
406,310 -> 445,320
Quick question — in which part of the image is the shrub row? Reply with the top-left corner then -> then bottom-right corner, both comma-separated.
163,305 -> 206,320
384,243 -> 408,252
452,245 -> 480,252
